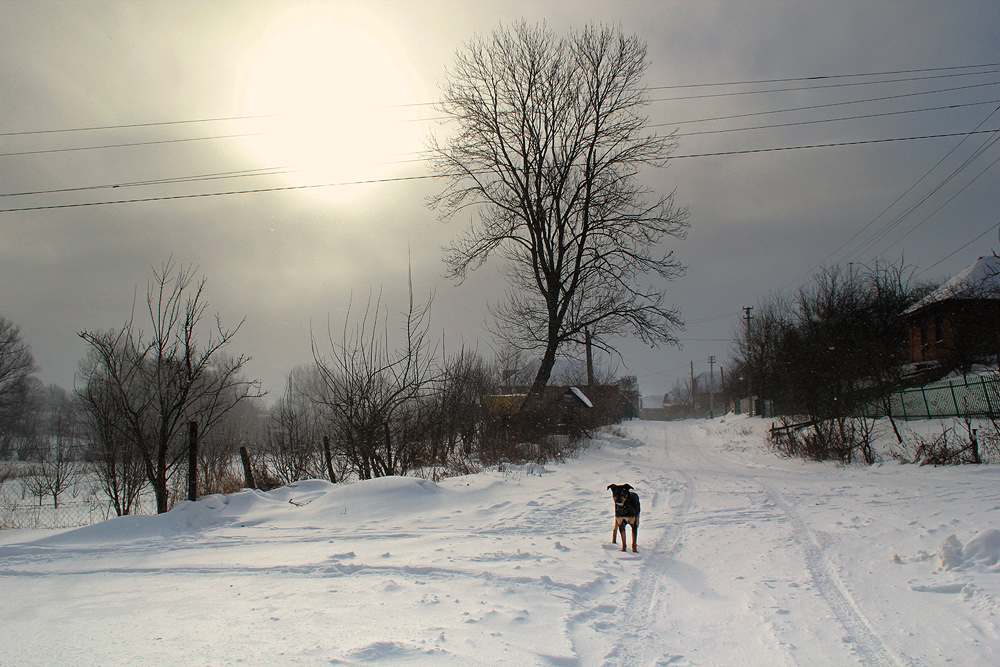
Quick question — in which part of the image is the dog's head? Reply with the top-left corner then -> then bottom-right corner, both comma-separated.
607,483 -> 633,506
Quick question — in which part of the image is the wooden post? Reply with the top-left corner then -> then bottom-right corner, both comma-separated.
240,446 -> 256,490
187,421 -> 198,501
690,360 -> 696,414
585,328 -> 594,388
323,436 -> 337,483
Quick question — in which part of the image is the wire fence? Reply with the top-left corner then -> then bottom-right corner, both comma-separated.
862,374 -> 1000,420
0,498 -> 113,530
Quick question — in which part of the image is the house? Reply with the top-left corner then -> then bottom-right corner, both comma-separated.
692,370 -> 724,415
485,384 -> 638,429
905,255 -> 1000,365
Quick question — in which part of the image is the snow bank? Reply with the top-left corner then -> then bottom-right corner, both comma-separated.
937,529 -> 1000,572
29,476 -> 445,547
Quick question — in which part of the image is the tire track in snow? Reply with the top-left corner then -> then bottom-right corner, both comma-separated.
599,465 -> 694,667
759,483 -> 913,667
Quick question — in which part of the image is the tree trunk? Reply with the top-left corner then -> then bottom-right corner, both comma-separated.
155,446 -> 169,514
323,436 -> 336,483
240,446 -> 256,489
154,475 -> 168,514
523,339 -> 559,411
187,421 -> 198,501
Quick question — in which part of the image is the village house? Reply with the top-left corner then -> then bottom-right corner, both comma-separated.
905,255 -> 1000,367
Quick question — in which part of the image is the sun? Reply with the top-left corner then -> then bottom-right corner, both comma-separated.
239,12 -> 421,197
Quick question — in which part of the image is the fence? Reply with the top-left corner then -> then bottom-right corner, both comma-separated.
0,499 -> 113,530
862,374 -> 1000,420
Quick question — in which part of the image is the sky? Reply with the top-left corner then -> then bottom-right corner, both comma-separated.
2,0 -> 1000,403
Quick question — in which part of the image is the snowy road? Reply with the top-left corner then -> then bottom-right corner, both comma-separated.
1,417 -> 999,666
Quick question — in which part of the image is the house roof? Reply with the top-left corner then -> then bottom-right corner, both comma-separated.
905,255 -> 1000,315
693,371 -> 723,393
567,386 -> 594,408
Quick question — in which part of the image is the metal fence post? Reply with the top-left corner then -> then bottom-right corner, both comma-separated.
948,381 -> 960,418
921,386 -> 931,418
983,377 -> 995,418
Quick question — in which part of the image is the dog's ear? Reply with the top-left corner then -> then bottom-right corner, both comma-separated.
624,484 -> 633,491
607,484 -> 614,490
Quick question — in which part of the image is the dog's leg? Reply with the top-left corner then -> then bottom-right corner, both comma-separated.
631,522 -> 638,553
619,522 -> 627,552
612,519 -> 618,544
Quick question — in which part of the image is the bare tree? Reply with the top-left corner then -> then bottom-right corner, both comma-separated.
551,355 -> 619,387
78,261 -> 263,513
493,345 -> 535,392
429,22 -> 689,404
78,352 -> 146,515
737,261 -> 922,462
196,385 -> 266,495
312,286 -> 435,480
26,439 -> 81,510
429,347 -> 496,463
0,314 -> 37,457
666,376 -> 693,410
265,365 -> 329,485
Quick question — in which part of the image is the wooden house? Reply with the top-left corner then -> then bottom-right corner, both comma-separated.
905,255 -> 1000,365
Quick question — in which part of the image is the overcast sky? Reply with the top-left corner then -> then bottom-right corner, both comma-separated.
2,0 -> 1000,403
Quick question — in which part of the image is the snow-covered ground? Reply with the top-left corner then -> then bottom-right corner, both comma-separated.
2,417 -> 999,666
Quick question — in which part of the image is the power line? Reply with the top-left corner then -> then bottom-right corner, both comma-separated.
0,132 -> 259,158
920,220 -> 1000,276
650,69 -> 1000,103
646,62 -> 1000,91
1,63 -> 997,145
652,80 -> 1000,129
686,312 -> 741,324
4,129 -> 998,213
0,114 -> 276,138
0,167 -> 291,198
676,98 -> 1000,138
0,172 -> 440,213
810,105 -> 1000,271
876,140 -> 1000,256
668,129 -> 1000,159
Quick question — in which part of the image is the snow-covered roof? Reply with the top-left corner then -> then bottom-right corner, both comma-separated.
568,386 -> 594,408
906,255 -> 1000,314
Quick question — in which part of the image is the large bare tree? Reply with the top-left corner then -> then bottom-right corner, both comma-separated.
78,261 -> 263,513
429,22 -> 689,402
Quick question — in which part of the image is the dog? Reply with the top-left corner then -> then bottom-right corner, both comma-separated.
607,483 -> 640,552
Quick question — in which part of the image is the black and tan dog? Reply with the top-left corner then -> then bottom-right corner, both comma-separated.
607,483 -> 640,552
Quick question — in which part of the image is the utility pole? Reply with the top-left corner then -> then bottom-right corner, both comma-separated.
708,355 -> 716,418
690,360 -> 696,414
585,328 -> 595,388
743,305 -> 754,415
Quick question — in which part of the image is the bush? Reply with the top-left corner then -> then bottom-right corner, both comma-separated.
768,416 -> 880,464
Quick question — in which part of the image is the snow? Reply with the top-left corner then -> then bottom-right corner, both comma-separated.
569,386 -> 594,408
2,417 -> 1000,666
905,254 -> 1000,313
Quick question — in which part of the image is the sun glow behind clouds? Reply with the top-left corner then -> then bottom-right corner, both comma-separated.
240,12 -> 422,197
